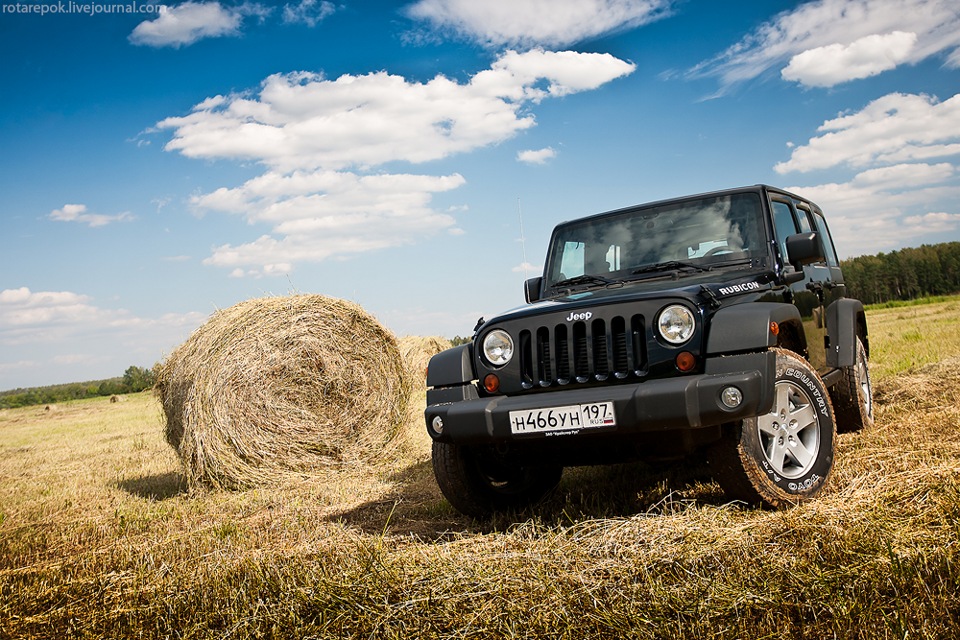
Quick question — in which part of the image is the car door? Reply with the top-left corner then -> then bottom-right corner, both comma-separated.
770,197 -> 828,372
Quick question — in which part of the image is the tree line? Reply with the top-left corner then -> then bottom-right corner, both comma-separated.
840,241 -> 960,305
0,365 -> 157,409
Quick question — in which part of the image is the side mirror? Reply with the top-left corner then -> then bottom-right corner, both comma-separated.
785,232 -> 824,270
524,277 -> 542,303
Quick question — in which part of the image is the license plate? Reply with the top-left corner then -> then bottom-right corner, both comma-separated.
509,402 -> 616,435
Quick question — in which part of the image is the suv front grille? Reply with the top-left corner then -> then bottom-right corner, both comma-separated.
518,315 -> 648,388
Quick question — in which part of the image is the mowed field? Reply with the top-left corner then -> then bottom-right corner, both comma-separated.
2,298 -> 960,639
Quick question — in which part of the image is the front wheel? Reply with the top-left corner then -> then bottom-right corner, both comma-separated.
432,441 -> 562,519
708,348 -> 836,508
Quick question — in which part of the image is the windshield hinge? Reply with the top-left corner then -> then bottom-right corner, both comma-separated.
700,285 -> 721,309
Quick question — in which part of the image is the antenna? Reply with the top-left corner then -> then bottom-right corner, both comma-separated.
518,196 -> 529,280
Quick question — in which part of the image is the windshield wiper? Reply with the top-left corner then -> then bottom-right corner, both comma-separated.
710,257 -> 754,269
551,274 -> 621,289
631,260 -> 710,275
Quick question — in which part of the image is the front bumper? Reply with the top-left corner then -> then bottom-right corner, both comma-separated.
425,351 -> 775,443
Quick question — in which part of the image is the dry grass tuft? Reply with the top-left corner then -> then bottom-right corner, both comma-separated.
5,297 -> 960,639
155,294 -> 412,490
398,335 -> 452,380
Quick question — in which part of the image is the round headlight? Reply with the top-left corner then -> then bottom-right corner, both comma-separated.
482,329 -> 514,366
657,304 -> 696,345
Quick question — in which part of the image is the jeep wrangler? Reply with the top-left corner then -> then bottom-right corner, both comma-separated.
425,185 -> 873,517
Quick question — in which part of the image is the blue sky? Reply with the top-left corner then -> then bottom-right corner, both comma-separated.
2,0 -> 960,390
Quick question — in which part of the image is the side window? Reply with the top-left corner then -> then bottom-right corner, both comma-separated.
811,212 -> 839,267
794,204 -> 813,233
771,200 -> 799,263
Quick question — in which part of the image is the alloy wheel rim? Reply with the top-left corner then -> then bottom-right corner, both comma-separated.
757,380 -> 821,479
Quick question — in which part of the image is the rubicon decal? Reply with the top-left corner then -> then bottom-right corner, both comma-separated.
717,281 -> 762,296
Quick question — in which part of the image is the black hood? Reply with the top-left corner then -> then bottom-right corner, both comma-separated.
480,267 -> 776,330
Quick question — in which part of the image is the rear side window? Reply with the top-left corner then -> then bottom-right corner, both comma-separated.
811,211 -> 839,266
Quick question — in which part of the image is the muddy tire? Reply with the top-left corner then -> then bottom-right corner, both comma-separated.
708,348 -> 835,508
831,337 -> 874,434
432,441 -> 562,519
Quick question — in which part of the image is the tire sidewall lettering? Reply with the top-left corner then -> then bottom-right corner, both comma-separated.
784,367 -> 830,418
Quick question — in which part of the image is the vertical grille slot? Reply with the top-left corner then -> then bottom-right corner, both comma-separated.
612,316 -> 629,378
536,327 -> 552,386
519,329 -> 533,387
631,314 -> 647,374
592,318 -> 609,380
572,322 -> 589,382
555,324 -> 570,383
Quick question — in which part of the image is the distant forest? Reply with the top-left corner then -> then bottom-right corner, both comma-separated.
840,241 -> 960,305
0,366 -> 156,409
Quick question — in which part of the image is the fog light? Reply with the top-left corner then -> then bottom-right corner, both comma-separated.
483,374 -> 500,394
721,386 -> 743,409
431,415 -> 444,435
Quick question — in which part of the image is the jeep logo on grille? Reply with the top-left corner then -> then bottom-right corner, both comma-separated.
566,311 -> 593,322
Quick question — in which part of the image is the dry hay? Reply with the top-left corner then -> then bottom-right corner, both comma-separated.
399,336 -> 453,380
874,355 -> 960,416
155,294 -> 412,489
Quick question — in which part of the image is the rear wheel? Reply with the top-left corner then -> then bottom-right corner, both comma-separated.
708,348 -> 835,508
432,441 -> 562,519
832,337 -> 873,433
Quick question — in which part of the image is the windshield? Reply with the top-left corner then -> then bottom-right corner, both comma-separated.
545,192 -> 765,289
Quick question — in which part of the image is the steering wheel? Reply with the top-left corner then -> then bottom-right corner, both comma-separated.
702,246 -> 732,258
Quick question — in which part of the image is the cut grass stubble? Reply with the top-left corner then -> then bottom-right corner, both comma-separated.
2,298 -> 960,638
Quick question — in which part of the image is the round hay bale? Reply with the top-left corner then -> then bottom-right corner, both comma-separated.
155,294 -> 411,489
399,336 -> 453,380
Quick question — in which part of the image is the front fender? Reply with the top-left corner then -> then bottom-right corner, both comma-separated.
706,303 -> 803,355
426,343 -> 476,388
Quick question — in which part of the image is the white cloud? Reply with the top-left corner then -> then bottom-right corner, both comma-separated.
158,50 -> 635,172
0,287 -> 206,389
774,92 -> 960,174
689,0 -> 960,91
406,0 -> 673,48
781,31 -> 917,87
0,287 -> 100,331
193,169 -> 466,275
903,211 -> 960,232
517,147 -> 557,164
49,203 -> 133,227
129,1 -> 270,48
158,50 -> 634,274
512,261 -> 542,274
282,0 -> 336,27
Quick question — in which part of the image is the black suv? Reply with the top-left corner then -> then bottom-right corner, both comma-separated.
425,185 -> 873,517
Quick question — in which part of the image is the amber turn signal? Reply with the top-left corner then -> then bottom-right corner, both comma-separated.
770,321 -> 780,336
675,351 -> 696,372
483,374 -> 500,393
